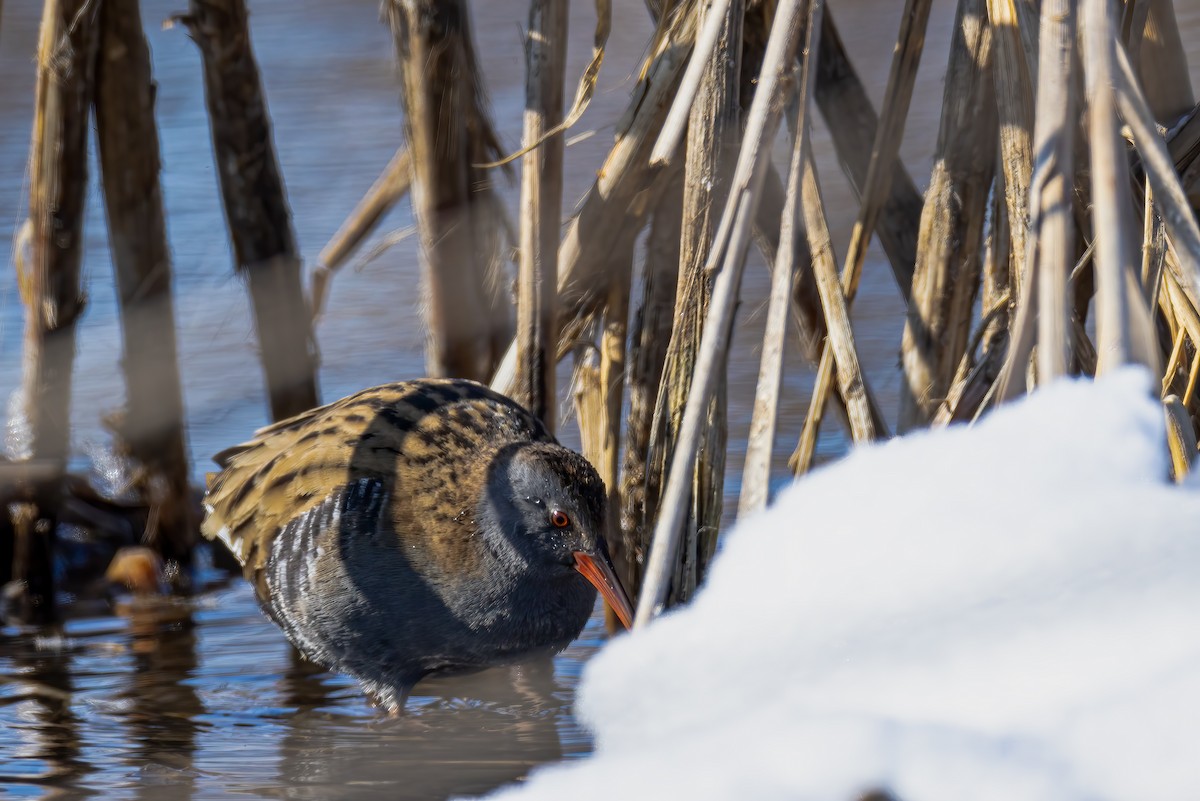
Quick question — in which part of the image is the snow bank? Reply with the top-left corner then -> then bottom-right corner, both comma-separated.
486,369 -> 1200,801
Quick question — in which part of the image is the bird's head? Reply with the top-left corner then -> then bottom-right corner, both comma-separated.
481,441 -> 634,629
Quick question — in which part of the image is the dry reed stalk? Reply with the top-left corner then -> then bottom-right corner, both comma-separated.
515,0 -> 568,430
1028,0 -> 1082,382
789,0 -> 933,475
754,163 -> 821,363
756,168 -> 890,441
1141,182 -> 1168,307
641,0 -> 742,610
740,0 -> 825,519
815,9 -> 922,295
650,0 -> 733,167
572,350 -> 605,468
801,137 -> 879,437
985,0 -> 1034,302
899,0 -> 995,431
1162,327 -> 1186,392
637,0 -> 811,626
1122,0 -> 1151,58
993,0 -> 1076,403
484,0 -> 611,166
933,165 -> 1010,425
490,14 -> 696,396
618,174 -> 682,598
1164,269 -> 1200,355
95,0 -> 194,583
982,178 -> 1012,353
1083,0 -> 1144,373
1185,346 -> 1200,407
385,0 -> 511,382
182,0 -> 319,422
14,0 -> 98,623
311,147 -> 412,321
1113,48 -> 1200,313
1163,394 -> 1196,480
1133,0 -> 1194,124
1164,110 -> 1200,213
598,253 -> 633,629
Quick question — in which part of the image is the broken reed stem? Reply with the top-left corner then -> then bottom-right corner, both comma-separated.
641,0 -> 742,610
637,0 -> 810,626
95,0 -> 194,582
790,0 -> 933,474
386,0 -> 510,382
515,0 -> 568,430
899,0 -> 995,431
15,0 -> 98,624
184,0 -> 319,422
740,0 -> 825,519
311,147 -> 412,321
491,15 -> 695,396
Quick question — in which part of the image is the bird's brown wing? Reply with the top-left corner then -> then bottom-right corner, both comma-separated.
201,379 -> 551,593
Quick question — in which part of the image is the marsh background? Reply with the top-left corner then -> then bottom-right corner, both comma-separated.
1,1 -> 1199,798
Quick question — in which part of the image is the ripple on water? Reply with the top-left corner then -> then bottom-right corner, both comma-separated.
0,579 -> 605,800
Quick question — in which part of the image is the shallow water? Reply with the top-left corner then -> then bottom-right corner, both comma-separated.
0,577 -> 601,800
1,0 -> 1199,798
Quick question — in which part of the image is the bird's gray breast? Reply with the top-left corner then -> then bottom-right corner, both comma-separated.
261,477 -> 533,684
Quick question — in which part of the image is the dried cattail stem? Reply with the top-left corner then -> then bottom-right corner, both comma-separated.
13,0 -> 99,623
312,147 -> 413,321
95,0 -> 194,584
639,0 -> 811,625
985,0 -> 1035,303
814,8 -> 922,296
515,0 -> 568,430
385,0 -> 511,382
491,14 -> 696,396
643,0 -> 743,610
618,172 -> 682,599
183,0 -> 320,421
791,0 -> 933,474
740,0 -> 825,519
993,0 -> 1077,404
899,0 -> 995,430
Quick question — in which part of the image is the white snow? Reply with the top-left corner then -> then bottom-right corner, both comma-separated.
485,368 -> 1200,801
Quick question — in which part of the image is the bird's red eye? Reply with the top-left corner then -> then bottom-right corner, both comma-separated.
550,509 -> 571,528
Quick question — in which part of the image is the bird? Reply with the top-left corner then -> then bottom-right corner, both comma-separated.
201,378 -> 634,712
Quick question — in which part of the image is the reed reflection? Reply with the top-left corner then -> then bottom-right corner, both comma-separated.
0,633 -> 92,798
118,600 -> 203,801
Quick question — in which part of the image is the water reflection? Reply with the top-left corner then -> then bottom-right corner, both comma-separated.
269,654 -> 569,801
118,602 -> 203,801
0,634 -> 91,798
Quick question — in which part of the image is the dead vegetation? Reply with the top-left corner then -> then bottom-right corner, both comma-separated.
4,0 -> 1199,630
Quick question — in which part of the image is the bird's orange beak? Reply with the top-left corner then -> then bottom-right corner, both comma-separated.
573,551 -> 634,630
